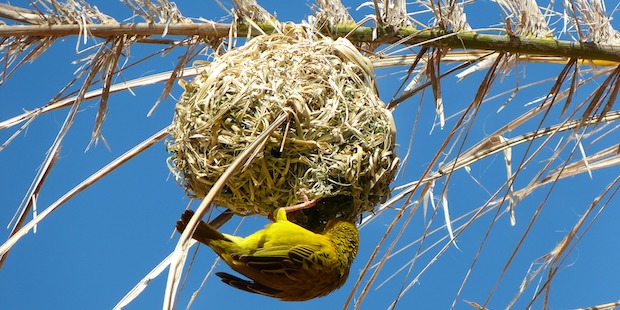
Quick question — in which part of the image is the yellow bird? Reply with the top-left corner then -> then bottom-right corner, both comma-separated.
176,207 -> 359,301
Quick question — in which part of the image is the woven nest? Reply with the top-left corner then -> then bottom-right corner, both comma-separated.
167,28 -> 399,230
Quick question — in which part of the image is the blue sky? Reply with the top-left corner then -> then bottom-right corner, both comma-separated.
1,1 -> 619,309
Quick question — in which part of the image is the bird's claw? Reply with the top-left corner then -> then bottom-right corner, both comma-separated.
268,189 -> 319,222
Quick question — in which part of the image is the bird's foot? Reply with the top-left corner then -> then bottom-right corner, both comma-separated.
283,189 -> 319,213
269,189 -> 319,221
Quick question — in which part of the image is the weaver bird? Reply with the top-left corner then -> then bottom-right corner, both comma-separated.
175,207 -> 359,301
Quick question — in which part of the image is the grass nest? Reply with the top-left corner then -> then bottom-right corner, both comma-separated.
167,27 -> 399,231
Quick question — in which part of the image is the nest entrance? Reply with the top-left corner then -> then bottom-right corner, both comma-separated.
167,28 -> 399,230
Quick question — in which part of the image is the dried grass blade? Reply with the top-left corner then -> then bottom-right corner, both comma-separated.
116,209 -> 233,309
148,38 -> 203,116
0,148 -> 59,269
0,115 -> 37,152
0,87 -> 88,266
524,176 -> 620,308
163,111 -> 290,310
0,65 -> 206,131
597,69 -> 620,123
121,0 -> 187,23
1,36 -> 55,85
471,52 -> 504,108
443,111 -> 620,176
440,190 -> 457,248
560,59 -> 579,117
87,37 -> 126,150
0,127 -> 169,259
575,300 -> 620,310
231,0 -> 273,22
113,239 -> 197,310
582,65 -> 620,122
0,3 -> 48,24
387,51 -> 494,110
427,48 -> 445,128
352,186 -> 429,310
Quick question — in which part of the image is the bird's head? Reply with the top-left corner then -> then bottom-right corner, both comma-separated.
324,219 -> 360,262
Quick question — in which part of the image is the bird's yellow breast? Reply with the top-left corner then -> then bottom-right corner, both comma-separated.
236,220 -> 331,250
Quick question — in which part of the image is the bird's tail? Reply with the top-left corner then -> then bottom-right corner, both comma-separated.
216,272 -> 283,298
176,210 -> 229,244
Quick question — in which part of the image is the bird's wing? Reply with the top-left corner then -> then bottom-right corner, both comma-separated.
231,244 -> 325,272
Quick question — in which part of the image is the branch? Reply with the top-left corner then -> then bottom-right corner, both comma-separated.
2,22 -> 620,63
0,21 -> 236,37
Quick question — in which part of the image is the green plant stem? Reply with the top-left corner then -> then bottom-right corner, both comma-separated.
1,21 -> 620,62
